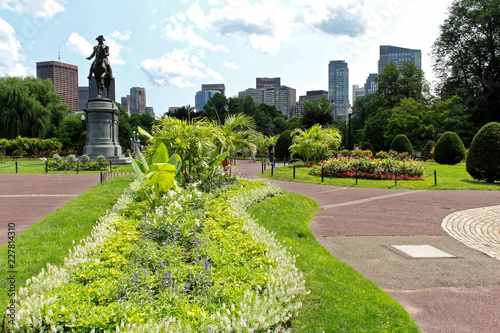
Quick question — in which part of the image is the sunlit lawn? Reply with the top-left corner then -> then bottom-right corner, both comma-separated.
260,161 -> 500,190
0,158 -> 135,174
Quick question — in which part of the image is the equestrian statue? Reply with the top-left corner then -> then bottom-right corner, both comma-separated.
87,35 -> 113,99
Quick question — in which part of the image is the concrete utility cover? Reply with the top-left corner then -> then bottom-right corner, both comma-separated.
392,245 -> 456,258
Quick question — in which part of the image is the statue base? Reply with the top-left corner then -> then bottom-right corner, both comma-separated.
83,99 -> 131,165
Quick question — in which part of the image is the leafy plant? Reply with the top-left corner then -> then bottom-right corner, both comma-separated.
275,129 -> 292,160
466,122 -> 500,183
433,131 -> 466,165
289,125 -> 341,164
390,134 -> 414,155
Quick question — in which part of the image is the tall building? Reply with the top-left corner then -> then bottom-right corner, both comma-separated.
256,77 -> 281,89
352,85 -> 365,105
201,84 -> 225,96
78,86 -> 89,112
145,106 -> 155,117
121,95 -> 131,115
195,90 -> 219,111
239,85 -> 296,117
378,45 -> 422,73
364,73 -> 378,95
88,77 -> 116,101
36,61 -> 79,113
130,87 -> 146,115
298,90 -> 328,104
328,60 -> 349,122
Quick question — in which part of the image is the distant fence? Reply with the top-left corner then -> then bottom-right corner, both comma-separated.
100,172 -> 135,183
267,162 -> 439,187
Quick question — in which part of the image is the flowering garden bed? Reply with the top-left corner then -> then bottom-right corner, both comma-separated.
310,156 -> 426,181
8,180 -> 307,332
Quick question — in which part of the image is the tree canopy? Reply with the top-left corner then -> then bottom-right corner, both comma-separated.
0,77 -> 68,139
433,0 -> 500,126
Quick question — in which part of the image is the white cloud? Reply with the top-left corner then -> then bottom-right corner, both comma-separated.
140,49 -> 222,88
1,0 -> 64,18
162,16 -> 228,52
109,30 -> 132,41
66,32 -> 93,56
223,61 -> 239,69
165,0 -> 369,55
0,17 -> 27,76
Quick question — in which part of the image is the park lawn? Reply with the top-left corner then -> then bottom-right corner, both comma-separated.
0,159 -> 135,174
0,176 -> 133,311
248,191 -> 420,332
260,161 -> 500,190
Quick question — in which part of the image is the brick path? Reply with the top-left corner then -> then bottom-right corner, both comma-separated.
233,162 -> 500,333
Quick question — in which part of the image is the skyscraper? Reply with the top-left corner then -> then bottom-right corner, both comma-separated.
201,84 -> 225,96
256,77 -> 281,89
78,86 -> 89,112
195,90 -> 219,111
239,85 -> 296,117
328,60 -> 349,121
364,73 -> 378,95
36,61 -> 79,113
352,85 -> 365,105
378,45 -> 422,73
130,87 -> 146,115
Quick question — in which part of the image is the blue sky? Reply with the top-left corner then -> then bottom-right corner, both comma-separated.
0,0 -> 454,116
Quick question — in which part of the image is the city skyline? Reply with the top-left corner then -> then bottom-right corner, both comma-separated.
0,0 -> 454,116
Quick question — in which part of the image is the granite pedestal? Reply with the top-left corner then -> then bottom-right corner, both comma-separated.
83,98 -> 131,165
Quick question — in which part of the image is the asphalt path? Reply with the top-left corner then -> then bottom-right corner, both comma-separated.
1,167 -> 499,332
0,174 -> 100,247
234,161 -> 500,333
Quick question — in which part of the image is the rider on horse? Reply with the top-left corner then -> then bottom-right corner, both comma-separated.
87,35 -> 113,80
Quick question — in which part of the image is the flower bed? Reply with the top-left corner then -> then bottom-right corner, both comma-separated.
9,180 -> 307,332
311,156 -> 425,181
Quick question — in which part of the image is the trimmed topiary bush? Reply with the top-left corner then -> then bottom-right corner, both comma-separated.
390,134 -> 414,156
421,140 -> 435,161
275,129 -> 293,160
466,122 -> 500,183
433,131 -> 466,165
360,142 -> 375,155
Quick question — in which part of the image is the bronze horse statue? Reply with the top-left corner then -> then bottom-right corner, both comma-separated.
87,35 -> 113,99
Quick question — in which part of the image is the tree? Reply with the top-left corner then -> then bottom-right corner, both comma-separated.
301,96 -> 334,128
57,113 -> 84,149
433,0 -> 500,126
466,122 -> 500,183
289,125 -> 341,163
359,62 -> 428,151
203,93 -> 229,124
433,131 -> 466,165
389,134 -> 414,155
384,98 -> 435,149
0,77 -> 68,139
274,129 -> 293,160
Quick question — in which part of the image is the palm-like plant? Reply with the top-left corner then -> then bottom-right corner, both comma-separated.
220,113 -> 257,161
140,116 -> 226,182
290,125 -> 341,164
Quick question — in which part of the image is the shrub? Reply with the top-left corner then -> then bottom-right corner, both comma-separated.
390,134 -> 414,155
350,149 -> 373,158
433,131 -> 466,165
375,151 -> 389,159
275,129 -> 292,160
360,142 -> 375,155
466,122 -> 500,183
420,140 -> 435,161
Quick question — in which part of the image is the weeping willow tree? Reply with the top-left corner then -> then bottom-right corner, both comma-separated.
0,77 -> 68,139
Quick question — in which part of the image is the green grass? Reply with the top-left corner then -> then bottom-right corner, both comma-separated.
248,191 -> 420,332
0,159 -> 135,174
260,161 -> 500,190
0,176 -> 133,311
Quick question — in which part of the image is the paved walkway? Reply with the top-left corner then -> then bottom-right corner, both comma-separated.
0,174 -> 100,247
233,162 -> 500,333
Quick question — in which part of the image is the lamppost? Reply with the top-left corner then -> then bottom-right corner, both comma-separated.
81,114 -> 86,131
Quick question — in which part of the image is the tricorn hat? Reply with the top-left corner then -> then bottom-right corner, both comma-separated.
96,35 -> 105,41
